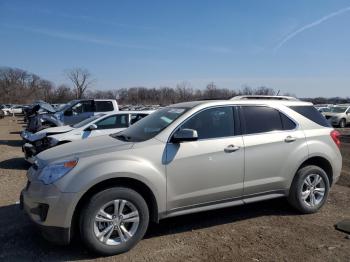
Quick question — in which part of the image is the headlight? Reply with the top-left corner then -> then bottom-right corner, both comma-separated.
47,137 -> 59,146
38,159 -> 78,185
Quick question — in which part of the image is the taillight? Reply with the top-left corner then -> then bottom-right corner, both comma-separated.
330,130 -> 341,148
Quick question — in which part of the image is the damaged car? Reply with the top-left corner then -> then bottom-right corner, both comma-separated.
22,111 -> 154,163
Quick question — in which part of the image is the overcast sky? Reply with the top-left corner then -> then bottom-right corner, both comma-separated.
1,0 -> 350,97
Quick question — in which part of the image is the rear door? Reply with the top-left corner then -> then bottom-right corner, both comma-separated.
241,105 -> 308,196
83,114 -> 129,138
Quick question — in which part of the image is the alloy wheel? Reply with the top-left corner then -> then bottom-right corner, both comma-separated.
301,174 -> 326,207
93,199 -> 140,245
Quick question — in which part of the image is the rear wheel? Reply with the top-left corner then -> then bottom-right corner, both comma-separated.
288,165 -> 330,214
80,187 -> 149,256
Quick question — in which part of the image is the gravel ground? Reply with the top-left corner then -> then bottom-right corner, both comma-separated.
0,117 -> 349,262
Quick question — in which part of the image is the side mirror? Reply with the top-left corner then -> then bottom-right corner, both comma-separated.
171,128 -> 198,143
87,124 -> 98,131
64,109 -> 73,116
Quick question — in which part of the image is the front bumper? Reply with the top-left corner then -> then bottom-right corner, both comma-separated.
22,140 -> 54,163
20,170 -> 77,245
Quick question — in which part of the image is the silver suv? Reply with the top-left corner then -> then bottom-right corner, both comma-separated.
21,98 -> 342,255
322,104 -> 350,128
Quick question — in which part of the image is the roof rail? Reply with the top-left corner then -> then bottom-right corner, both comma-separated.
231,95 -> 299,101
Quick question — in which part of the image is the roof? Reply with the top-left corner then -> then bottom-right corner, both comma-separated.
334,104 -> 350,107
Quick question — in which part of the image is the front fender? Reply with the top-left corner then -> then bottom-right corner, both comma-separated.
54,156 -> 166,225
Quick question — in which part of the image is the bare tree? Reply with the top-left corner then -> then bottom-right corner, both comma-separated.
65,68 -> 94,99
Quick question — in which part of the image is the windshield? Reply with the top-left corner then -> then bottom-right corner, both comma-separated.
71,114 -> 105,128
330,107 -> 348,113
37,102 -> 56,113
111,107 -> 188,142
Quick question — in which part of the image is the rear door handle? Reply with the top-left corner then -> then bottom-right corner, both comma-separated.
285,136 -> 297,143
224,145 -> 240,153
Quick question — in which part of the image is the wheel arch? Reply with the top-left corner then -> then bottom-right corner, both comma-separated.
297,156 -> 333,185
71,177 -> 159,238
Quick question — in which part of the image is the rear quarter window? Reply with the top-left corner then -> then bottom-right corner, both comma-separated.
95,101 -> 114,112
288,106 -> 330,127
242,106 -> 296,135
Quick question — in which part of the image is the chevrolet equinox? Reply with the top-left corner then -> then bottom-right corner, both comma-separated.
21,97 -> 342,255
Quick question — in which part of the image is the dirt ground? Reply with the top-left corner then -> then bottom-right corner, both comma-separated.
0,116 -> 349,262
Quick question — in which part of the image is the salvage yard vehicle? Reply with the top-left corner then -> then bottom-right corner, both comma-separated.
322,104 -> 350,128
1,105 -> 24,115
21,96 -> 342,256
22,111 -> 153,163
24,99 -> 119,133
53,99 -> 119,125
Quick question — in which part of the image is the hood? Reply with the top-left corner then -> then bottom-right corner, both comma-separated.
36,125 -> 74,135
40,114 -> 64,126
36,135 -> 133,164
38,102 -> 56,113
323,112 -> 342,117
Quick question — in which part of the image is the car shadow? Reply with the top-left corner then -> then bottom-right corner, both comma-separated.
145,198 -> 298,238
0,198 -> 299,261
0,139 -> 23,147
9,131 -> 22,135
0,157 -> 30,170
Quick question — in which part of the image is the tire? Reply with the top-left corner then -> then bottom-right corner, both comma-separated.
339,119 -> 346,128
80,187 -> 149,256
288,165 -> 330,214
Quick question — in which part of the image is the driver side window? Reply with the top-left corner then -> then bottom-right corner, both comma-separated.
180,107 -> 235,140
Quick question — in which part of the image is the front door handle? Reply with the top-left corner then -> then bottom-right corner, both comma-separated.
224,145 -> 240,153
285,136 -> 297,143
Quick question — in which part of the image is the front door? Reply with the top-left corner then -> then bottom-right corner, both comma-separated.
166,106 -> 244,211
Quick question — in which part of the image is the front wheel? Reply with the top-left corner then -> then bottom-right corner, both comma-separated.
339,119 -> 346,128
288,165 -> 330,214
80,187 -> 149,256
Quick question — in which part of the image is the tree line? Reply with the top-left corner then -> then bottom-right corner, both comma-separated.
1,66 -> 349,105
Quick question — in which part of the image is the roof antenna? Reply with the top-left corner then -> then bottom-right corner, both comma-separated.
276,90 -> 280,96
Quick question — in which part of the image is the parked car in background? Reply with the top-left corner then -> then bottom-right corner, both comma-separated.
24,99 -> 119,133
22,110 -> 154,163
316,107 -> 331,113
0,108 -> 4,119
1,105 -> 24,115
21,97 -> 342,255
53,99 -> 119,125
322,104 -> 350,128
0,104 -> 10,115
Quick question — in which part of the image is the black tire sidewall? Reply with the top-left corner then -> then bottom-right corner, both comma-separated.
80,187 -> 149,256
340,119 -> 346,128
291,165 -> 330,214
